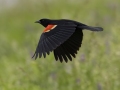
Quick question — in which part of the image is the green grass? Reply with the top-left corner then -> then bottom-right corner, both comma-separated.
0,0 -> 120,90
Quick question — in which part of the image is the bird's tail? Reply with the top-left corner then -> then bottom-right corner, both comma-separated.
79,26 -> 103,31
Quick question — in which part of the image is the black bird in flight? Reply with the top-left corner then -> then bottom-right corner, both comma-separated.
32,18 -> 103,62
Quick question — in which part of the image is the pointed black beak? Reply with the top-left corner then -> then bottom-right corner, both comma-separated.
35,20 -> 40,23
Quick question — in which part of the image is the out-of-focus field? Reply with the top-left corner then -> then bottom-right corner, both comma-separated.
0,0 -> 120,90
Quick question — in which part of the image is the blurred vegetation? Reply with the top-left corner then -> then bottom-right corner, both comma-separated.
0,0 -> 120,90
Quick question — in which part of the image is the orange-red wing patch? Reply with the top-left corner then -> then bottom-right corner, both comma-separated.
43,25 -> 57,32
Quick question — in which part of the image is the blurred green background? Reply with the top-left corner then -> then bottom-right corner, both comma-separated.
0,0 -> 120,90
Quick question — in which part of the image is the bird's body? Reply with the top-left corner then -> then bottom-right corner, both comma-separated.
33,18 -> 103,62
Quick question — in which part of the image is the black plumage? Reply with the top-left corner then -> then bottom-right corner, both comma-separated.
32,18 -> 103,62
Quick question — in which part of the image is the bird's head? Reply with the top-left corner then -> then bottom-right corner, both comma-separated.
35,18 -> 51,27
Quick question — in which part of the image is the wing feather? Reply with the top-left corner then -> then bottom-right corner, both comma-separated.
54,29 -> 83,62
32,22 -> 77,60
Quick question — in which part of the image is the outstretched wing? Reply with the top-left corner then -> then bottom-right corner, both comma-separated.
32,22 -> 77,59
54,29 -> 83,62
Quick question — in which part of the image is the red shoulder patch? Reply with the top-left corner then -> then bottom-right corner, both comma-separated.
43,25 -> 57,32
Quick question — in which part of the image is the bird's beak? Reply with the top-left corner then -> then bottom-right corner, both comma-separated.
35,20 -> 40,23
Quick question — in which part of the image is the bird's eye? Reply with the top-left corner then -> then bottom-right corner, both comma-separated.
40,19 -> 44,23
42,20 -> 44,22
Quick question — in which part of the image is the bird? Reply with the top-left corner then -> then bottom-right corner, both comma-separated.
32,18 -> 103,63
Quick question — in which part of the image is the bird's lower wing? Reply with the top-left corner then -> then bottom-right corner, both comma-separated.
54,29 -> 83,62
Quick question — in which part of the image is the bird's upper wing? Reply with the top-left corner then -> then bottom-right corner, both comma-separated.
32,22 -> 77,59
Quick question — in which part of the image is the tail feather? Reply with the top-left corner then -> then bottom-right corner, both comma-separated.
79,26 -> 103,31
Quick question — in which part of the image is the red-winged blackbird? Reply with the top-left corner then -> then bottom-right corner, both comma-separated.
32,18 -> 103,62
